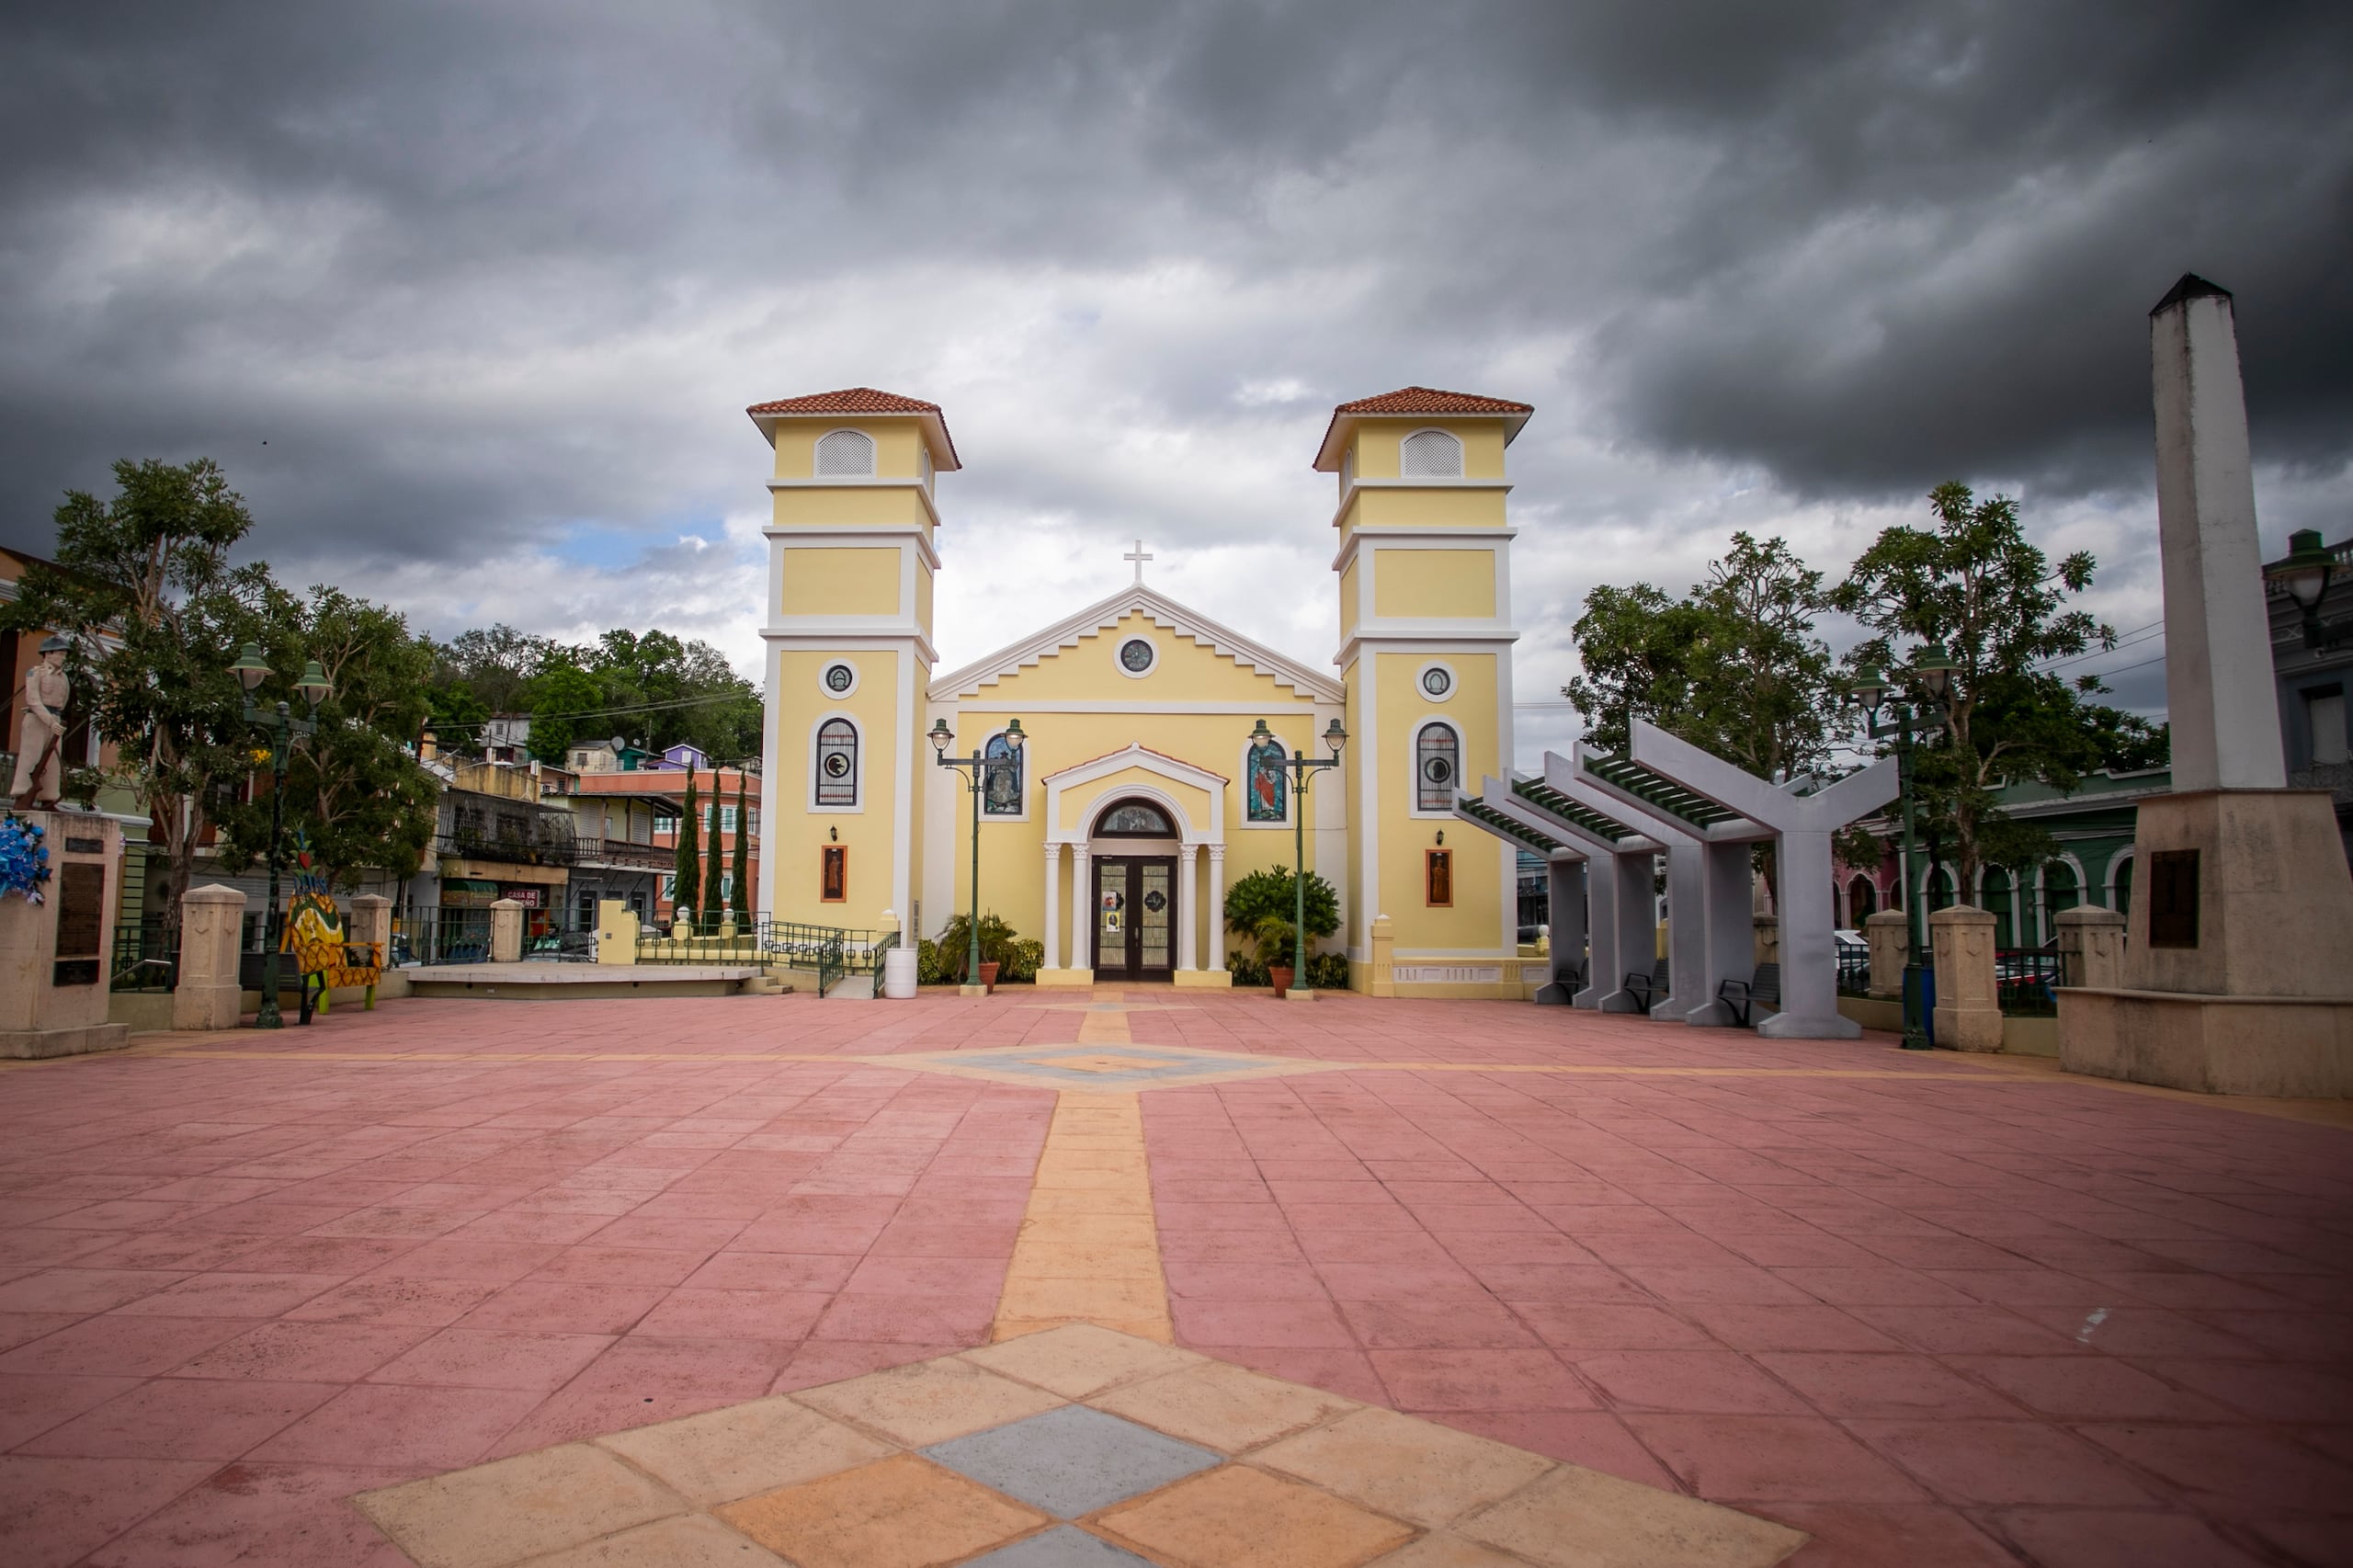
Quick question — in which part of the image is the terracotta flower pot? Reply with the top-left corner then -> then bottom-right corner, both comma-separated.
977,960 -> 1001,994
1267,965 -> 1294,997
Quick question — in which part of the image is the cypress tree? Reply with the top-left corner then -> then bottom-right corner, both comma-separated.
731,770 -> 751,925
700,771 -> 725,932
675,773 -> 699,931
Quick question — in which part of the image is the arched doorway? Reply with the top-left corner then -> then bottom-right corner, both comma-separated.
1847,875 -> 1877,924
1090,796 -> 1178,980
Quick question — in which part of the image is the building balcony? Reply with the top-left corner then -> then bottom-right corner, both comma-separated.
434,831 -> 578,869
573,836 -> 670,871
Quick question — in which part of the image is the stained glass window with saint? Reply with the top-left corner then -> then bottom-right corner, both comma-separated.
983,733 -> 1021,814
1246,738 -> 1287,823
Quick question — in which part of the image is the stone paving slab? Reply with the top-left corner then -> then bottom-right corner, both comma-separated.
0,986 -> 2347,1565
355,1325 -> 1807,1567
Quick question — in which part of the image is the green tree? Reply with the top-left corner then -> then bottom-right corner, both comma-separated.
526,658 -> 604,763
432,624 -> 553,714
731,771 -> 750,920
1563,533 -> 1847,783
700,775 -> 726,933
211,585 -> 438,890
674,772 -> 700,926
1829,483 -> 2117,892
0,458 -> 271,926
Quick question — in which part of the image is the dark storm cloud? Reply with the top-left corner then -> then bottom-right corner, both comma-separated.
0,0 -> 2345,592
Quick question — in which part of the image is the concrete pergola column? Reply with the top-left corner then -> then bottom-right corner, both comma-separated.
1619,722 -> 1897,1039
1206,846 -> 1226,970
1471,778 -> 1659,1013
1535,857 -> 1587,1006
1067,846 -> 1090,971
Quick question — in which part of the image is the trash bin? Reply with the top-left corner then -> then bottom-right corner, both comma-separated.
882,946 -> 920,1000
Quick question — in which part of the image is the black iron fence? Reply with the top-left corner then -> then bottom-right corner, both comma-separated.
636,915 -> 893,996
1996,945 -> 2062,1016
1835,942 -> 1871,995
109,921 -> 180,993
391,910 -> 494,966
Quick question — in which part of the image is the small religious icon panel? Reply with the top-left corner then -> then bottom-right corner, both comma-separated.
1426,847 -> 1453,907
820,844 -> 848,903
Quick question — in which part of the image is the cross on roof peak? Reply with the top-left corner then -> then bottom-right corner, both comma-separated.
1124,539 -> 1154,585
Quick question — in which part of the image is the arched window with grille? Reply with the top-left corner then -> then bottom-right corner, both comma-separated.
814,717 -> 858,807
814,428 -> 876,477
1415,722 -> 1461,812
1400,428 -> 1463,478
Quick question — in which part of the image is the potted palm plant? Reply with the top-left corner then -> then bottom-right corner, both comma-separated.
1254,914 -> 1298,998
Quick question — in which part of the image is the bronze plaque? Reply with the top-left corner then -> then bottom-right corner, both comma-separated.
53,861 -> 105,959
2147,848 -> 2200,949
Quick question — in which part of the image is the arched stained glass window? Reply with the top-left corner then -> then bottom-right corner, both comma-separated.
815,718 -> 858,806
1098,801 -> 1173,836
814,429 -> 876,476
1400,428 -> 1463,478
983,732 -> 1022,815
1415,722 -> 1460,811
1246,736 -> 1287,823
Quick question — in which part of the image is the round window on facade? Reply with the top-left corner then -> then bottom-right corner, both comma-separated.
1418,662 -> 1456,700
817,660 -> 858,697
1117,637 -> 1157,676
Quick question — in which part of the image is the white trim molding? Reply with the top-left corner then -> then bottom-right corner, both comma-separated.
930,584 -> 1343,704
1040,743 -> 1227,846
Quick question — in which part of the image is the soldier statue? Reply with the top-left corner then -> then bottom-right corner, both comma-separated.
9,635 -> 72,810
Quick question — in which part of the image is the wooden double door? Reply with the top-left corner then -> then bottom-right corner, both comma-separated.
1093,856 -> 1176,979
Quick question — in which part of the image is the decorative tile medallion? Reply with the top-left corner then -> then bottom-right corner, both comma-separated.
353,1325 -> 1808,1568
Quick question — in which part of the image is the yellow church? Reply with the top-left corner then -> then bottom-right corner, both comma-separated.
750,385 -> 1545,998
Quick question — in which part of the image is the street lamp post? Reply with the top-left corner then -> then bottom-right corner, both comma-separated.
229,642 -> 332,1030
1246,717 -> 1347,997
1852,647 -> 1953,1051
2269,528 -> 2353,652
928,717 -> 1028,989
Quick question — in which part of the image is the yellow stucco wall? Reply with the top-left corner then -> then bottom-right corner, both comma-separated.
769,418 -> 933,480
1342,419 -> 1508,482
771,487 -> 933,531
1338,560 -> 1358,637
780,548 -> 900,617
965,613 -> 1304,708
1375,649 -> 1503,954
771,648 -> 902,927
915,562 -> 934,631
1339,487 -> 1509,536
1371,549 -> 1495,619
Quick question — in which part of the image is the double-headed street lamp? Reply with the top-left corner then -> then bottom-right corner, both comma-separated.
229,642 -> 332,1030
1852,646 -> 1955,1051
928,716 -> 1027,989
1245,716 -> 1347,997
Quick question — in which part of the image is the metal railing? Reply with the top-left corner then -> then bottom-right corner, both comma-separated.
391,911 -> 494,966
571,836 -> 670,869
635,914 -> 890,996
1996,945 -> 2062,1016
1836,943 -> 1871,995
110,921 -> 180,993
434,829 -> 579,869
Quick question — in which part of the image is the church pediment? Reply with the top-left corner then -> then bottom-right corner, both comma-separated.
927,585 -> 1342,703
1039,743 -> 1228,844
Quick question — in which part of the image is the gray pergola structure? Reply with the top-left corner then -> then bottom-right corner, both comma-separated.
1562,744 -> 1771,1028
1597,720 -> 1895,1038
1458,776 -> 1662,1012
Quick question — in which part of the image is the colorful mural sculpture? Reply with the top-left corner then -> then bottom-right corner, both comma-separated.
277,840 -> 381,1022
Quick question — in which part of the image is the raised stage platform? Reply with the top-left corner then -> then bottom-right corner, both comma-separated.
404,962 -> 767,1000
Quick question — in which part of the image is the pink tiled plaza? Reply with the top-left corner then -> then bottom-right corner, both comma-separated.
1,989 -> 2347,1567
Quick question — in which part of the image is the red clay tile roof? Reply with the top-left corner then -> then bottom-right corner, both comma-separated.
1313,386 -> 1533,472
745,387 -> 941,415
1331,386 -> 1534,416
745,387 -> 961,469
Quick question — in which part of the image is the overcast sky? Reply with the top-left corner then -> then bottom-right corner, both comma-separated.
5,1 -> 2347,764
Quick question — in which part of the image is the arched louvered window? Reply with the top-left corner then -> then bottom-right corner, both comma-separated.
1400,428 -> 1463,478
1415,722 -> 1460,811
814,428 -> 876,477
815,717 -> 858,806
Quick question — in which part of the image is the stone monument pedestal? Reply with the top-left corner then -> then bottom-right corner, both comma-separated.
1929,904 -> 2003,1053
170,884 -> 247,1031
2061,790 -> 2353,1096
1,810 -> 132,1059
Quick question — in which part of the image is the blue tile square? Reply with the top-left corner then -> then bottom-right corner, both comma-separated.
959,1526 -> 1157,1566
919,1405 -> 1221,1517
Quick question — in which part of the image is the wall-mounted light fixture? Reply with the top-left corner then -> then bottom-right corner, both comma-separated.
829,824 -> 838,842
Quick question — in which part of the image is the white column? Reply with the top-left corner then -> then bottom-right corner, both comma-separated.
1070,846 -> 1091,971
1041,842 -> 1062,969
1177,844 -> 1199,971
1207,845 -> 1226,970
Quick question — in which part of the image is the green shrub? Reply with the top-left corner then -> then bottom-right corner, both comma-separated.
927,913 -> 1029,982
1223,868 -> 1340,956
1306,952 -> 1350,990
1225,949 -> 1270,987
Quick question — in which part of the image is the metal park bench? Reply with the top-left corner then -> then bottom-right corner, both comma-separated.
1719,962 -> 1780,1028
1623,957 -> 1669,1014
1536,960 -> 1583,1006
